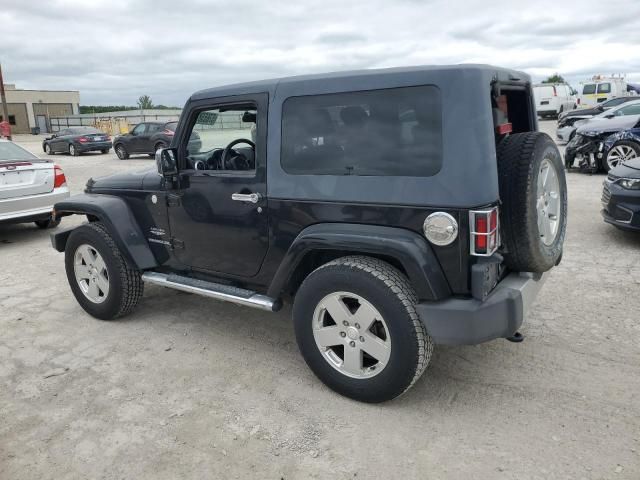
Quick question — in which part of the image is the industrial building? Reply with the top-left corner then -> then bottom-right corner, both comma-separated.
1,84 -> 80,134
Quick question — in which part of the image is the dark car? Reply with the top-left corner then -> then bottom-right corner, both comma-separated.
43,127 -> 112,156
601,158 -> 640,231
564,114 -> 640,172
112,121 -> 202,160
51,65 -> 567,403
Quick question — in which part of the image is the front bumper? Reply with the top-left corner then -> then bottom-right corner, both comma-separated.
416,272 -> 549,345
0,187 -> 70,223
601,180 -> 640,231
76,141 -> 112,153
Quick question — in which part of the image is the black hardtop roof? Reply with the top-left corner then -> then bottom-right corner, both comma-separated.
190,64 -> 530,101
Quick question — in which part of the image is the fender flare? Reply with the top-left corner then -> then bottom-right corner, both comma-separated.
267,223 -> 451,301
50,194 -> 158,270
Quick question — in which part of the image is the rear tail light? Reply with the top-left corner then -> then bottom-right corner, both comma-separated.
577,98 -> 581,105
54,164 -> 67,188
78,136 -> 89,143
553,86 -> 557,96
104,135 -> 111,141
469,207 -> 500,256
162,129 -> 175,136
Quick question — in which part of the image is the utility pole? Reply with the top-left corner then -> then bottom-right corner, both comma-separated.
0,62 -> 12,140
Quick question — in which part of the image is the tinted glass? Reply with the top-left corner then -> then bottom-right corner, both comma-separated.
582,84 -> 596,94
604,98 -> 626,107
131,124 -> 146,135
281,85 -> 442,177
0,141 -> 38,161
617,104 -> 640,116
147,123 -> 162,133
597,83 -> 611,94
165,122 -> 178,131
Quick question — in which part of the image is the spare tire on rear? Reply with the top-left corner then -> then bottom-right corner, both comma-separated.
497,132 -> 567,273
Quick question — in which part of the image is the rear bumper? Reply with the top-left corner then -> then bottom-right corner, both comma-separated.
0,187 -> 70,223
416,272 -> 549,345
76,141 -> 112,152
537,109 -> 558,116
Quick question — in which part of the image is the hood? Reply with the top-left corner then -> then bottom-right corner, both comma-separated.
86,168 -> 155,191
576,115 -> 640,135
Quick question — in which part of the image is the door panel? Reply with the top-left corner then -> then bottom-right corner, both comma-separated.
166,94 -> 269,278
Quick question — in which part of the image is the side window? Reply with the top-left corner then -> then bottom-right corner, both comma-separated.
597,83 -> 611,94
183,105 -> 257,172
281,85 -> 443,177
132,124 -> 146,135
582,84 -> 596,95
147,124 -> 162,133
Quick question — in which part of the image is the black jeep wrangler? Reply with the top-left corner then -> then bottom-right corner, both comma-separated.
51,65 -> 567,403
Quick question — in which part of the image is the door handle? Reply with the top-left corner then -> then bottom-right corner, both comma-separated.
231,192 -> 262,204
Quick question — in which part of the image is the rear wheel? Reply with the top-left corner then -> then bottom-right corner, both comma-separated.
69,144 -> 80,156
293,256 -> 433,403
115,144 -> 129,160
35,216 -> 60,229
604,141 -> 640,172
497,132 -> 567,272
65,222 -> 143,320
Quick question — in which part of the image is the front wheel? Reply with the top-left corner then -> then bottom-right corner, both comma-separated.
115,144 -> 129,160
44,143 -> 53,155
65,222 -> 143,320
604,141 -> 640,172
293,256 -> 433,403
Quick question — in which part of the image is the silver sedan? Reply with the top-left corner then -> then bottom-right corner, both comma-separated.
0,139 -> 69,228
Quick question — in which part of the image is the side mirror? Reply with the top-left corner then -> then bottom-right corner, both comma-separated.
156,148 -> 178,177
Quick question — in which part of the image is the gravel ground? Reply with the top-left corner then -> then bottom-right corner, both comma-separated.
1,121 -> 639,479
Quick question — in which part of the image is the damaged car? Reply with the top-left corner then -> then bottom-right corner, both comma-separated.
564,113 -> 640,172
557,97 -> 640,143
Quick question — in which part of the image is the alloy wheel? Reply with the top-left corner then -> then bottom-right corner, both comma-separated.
607,145 -> 638,170
312,291 -> 391,379
536,158 -> 561,246
74,244 -> 110,304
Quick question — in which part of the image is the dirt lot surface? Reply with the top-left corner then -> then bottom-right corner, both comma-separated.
1,122 -> 639,479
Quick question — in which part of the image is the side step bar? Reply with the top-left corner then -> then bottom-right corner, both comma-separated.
141,272 -> 282,312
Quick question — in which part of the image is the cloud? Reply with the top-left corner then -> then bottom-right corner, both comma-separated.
1,0 -> 639,105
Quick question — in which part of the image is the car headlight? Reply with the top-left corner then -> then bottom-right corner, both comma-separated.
618,178 -> 640,190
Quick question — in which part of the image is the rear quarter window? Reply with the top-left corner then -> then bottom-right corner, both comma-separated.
281,85 -> 442,177
582,84 -> 596,94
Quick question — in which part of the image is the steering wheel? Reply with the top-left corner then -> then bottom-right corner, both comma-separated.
221,138 -> 255,170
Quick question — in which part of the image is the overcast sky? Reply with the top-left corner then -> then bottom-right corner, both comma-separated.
1,0 -> 639,106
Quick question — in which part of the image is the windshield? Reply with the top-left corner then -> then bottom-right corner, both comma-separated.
0,141 -> 38,161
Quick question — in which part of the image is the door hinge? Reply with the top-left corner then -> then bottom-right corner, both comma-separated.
167,194 -> 181,207
171,238 -> 185,249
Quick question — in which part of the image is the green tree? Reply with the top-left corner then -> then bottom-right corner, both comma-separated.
542,74 -> 566,84
137,95 -> 154,109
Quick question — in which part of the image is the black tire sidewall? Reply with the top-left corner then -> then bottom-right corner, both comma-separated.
115,144 -> 128,159
293,264 -> 421,403
65,225 -> 127,320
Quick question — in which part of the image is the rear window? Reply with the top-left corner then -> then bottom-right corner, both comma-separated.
597,83 -> 611,94
69,127 -> 102,134
0,141 -> 38,161
281,85 -> 442,177
582,84 -> 596,95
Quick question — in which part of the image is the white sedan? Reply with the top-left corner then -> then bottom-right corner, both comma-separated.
0,139 -> 69,228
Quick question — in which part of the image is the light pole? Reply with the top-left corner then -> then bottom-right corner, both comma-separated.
0,62 -> 12,140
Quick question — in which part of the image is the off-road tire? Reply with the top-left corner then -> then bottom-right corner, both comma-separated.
35,216 -> 61,229
115,144 -> 129,160
293,256 -> 433,403
497,132 -> 567,273
65,222 -> 143,320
